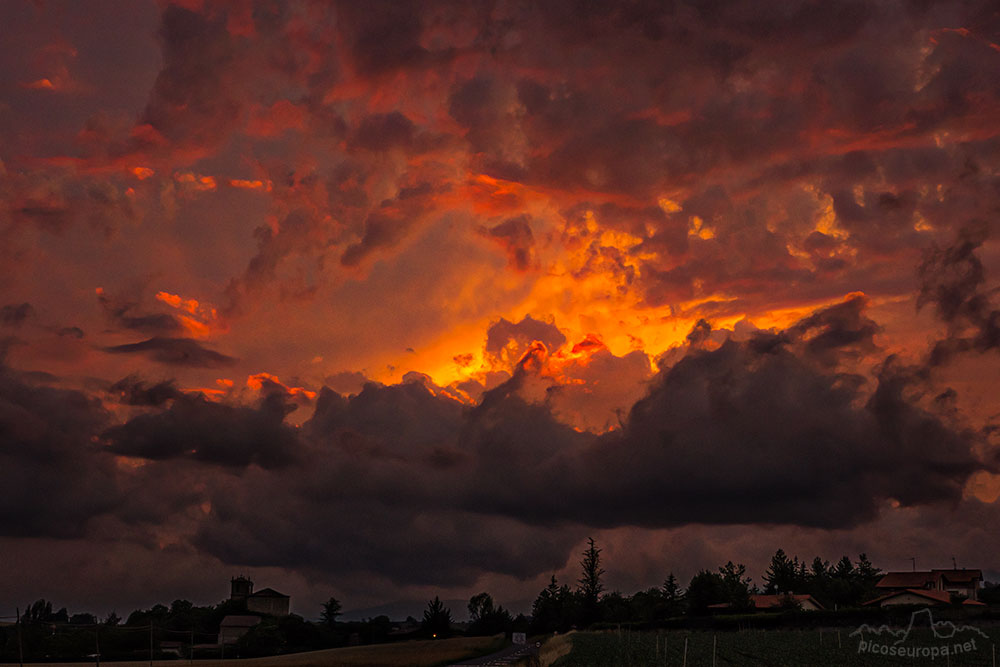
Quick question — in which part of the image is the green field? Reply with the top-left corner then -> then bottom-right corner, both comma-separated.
548,627 -> 1000,666
0,634 -> 507,667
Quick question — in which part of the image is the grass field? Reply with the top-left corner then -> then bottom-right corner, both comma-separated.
546,626 -> 1000,666
0,634 -> 507,667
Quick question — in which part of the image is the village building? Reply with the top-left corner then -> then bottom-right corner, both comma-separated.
247,588 -> 291,616
218,615 -> 260,644
875,569 -> 983,601
228,575 -> 291,616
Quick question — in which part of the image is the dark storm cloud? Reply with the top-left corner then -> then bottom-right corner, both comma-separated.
97,290 -> 182,335
2,168 -> 136,238
0,302 -> 34,326
0,364 -> 118,538
103,392 -> 298,469
187,378 -> 575,585
304,380 -> 464,451
787,292 -> 881,366
340,183 -> 443,268
485,315 -> 566,361
138,4 -> 239,149
335,0 -> 453,77
103,337 -> 238,368
351,112 -> 415,152
239,209 -> 323,292
560,338 -> 983,529
148,303 -> 982,587
107,375 -> 182,406
480,214 -> 537,271
918,223 -> 1000,365
0,299 -> 989,588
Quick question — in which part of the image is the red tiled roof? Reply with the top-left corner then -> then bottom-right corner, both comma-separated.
864,588 -> 952,606
250,587 -> 289,598
932,569 -> 982,584
876,571 -> 940,589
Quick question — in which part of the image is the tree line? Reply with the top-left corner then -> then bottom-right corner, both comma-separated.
5,543 -> 1000,661
527,541 -> 1000,634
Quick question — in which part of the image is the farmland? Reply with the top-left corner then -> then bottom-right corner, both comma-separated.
0,634 -> 507,667
548,626 -> 1000,666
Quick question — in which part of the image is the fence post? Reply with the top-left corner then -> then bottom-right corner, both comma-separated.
16,607 -> 24,667
682,636 -> 688,667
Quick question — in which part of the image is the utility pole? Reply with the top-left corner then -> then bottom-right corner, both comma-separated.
190,627 -> 195,665
150,622 -> 154,667
16,606 -> 24,667
95,625 -> 101,667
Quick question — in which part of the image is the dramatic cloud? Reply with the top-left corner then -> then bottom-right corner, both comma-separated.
104,392 -> 298,469
0,364 -> 118,538
918,223 -> 1000,366
0,302 -> 33,326
2,0 -> 999,615
103,337 -> 237,368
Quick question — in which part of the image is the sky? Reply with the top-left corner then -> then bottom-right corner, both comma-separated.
1,0 -> 1000,620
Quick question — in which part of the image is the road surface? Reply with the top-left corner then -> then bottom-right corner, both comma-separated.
449,640 -> 540,666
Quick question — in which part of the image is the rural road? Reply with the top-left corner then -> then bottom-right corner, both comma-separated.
448,640 -> 540,666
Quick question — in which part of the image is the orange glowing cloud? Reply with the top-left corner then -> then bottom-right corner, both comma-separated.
131,166 -> 155,180
174,172 -> 217,192
229,178 -> 272,191
22,78 -> 56,90
155,291 -> 223,338
246,372 -> 317,401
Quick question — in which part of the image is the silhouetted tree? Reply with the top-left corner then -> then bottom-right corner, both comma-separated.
854,553 -> 882,600
421,597 -> 452,637
686,570 -> 726,615
530,575 -> 578,634
320,597 -> 342,628
467,592 -> 512,636
577,537 -> 605,625
24,599 -> 53,624
598,591 -> 631,623
104,611 -> 120,626
719,561 -> 754,611
763,549 -> 807,594
662,573 -> 685,617
981,581 -> 1000,605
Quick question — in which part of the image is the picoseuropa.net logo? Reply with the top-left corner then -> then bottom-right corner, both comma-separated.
849,607 -> 988,661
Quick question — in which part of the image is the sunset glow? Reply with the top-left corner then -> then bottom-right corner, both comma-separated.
1,0 -> 999,622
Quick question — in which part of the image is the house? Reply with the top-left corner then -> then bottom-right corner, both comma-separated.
229,576 -> 291,616
247,588 -> 291,616
934,569 -> 983,600
865,588 -> 952,607
218,615 -> 260,644
875,569 -> 983,601
751,593 -> 824,611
